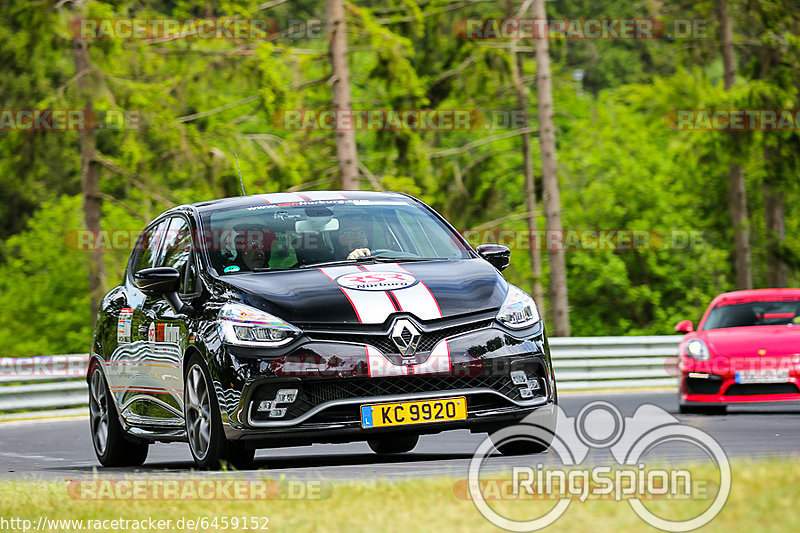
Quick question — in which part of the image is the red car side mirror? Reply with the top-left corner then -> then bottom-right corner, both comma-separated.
675,320 -> 694,334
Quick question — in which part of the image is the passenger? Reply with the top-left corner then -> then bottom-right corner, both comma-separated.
220,226 -> 276,273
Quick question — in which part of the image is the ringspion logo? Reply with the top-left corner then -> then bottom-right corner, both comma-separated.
466,402 -> 730,531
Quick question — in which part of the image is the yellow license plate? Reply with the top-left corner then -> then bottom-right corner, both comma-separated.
360,397 -> 467,429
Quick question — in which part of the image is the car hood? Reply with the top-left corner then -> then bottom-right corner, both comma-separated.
218,258 -> 509,325
696,326 -> 800,357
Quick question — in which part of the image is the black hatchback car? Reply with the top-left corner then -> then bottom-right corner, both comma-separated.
88,191 -> 557,468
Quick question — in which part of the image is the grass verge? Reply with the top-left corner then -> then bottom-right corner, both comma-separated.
0,457 -> 796,532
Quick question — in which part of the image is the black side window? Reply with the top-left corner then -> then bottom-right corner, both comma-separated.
157,217 -> 196,294
132,220 -> 168,273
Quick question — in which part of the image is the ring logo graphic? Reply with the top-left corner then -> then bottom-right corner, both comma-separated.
467,402 -> 731,532
336,271 -> 417,291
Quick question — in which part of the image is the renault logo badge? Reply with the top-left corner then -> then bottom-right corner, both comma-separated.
391,319 -> 422,356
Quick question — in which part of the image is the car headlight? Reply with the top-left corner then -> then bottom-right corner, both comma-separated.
496,285 -> 541,329
218,302 -> 301,347
685,339 -> 710,360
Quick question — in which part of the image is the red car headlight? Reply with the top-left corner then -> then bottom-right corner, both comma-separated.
685,339 -> 710,360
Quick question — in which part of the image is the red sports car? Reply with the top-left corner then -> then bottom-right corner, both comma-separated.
676,288 -> 800,414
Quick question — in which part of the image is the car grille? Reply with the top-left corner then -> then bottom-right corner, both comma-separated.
305,319 -> 494,354
724,383 -> 800,396
250,363 -> 547,423
303,374 -> 522,404
685,375 -> 723,395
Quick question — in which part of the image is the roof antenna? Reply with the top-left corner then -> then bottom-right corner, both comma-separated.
234,153 -> 246,196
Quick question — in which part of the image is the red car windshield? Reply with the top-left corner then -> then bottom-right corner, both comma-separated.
702,299 -> 800,330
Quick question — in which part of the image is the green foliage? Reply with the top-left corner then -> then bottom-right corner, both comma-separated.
0,0 -> 798,354
0,196 -> 91,356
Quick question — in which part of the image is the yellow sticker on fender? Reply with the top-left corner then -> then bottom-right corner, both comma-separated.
360,397 -> 467,428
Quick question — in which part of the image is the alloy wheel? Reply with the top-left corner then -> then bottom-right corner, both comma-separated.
186,364 -> 212,461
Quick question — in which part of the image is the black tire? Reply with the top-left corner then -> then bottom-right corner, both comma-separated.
679,403 -> 727,415
490,434 -> 552,456
489,408 -> 557,456
367,434 -> 419,454
89,366 -> 149,467
222,441 -> 256,470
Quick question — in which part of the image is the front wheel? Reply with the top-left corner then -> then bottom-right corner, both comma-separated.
679,403 -> 727,415
184,355 -> 255,470
490,434 -> 552,456
89,366 -> 149,467
489,409 -> 557,456
368,435 -> 419,454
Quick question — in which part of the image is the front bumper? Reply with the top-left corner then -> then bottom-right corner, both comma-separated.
212,315 -> 556,445
680,372 -> 800,404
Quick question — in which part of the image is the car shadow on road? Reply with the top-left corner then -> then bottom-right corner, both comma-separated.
44,451 -> 478,475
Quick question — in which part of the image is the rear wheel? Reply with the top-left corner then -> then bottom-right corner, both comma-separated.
184,355 -> 255,470
89,366 -> 149,467
368,435 -> 419,454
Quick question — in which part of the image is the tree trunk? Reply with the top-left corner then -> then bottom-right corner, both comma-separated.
326,0 -> 359,190
73,39 -> 105,321
728,164 -> 752,288
763,149 -> 788,287
533,0 -> 570,336
508,0 -> 544,306
718,0 -> 752,289
511,46 -> 544,307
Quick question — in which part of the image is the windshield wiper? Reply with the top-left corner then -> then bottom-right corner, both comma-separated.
296,258 -> 368,269
369,256 -> 448,262
296,255 -> 449,269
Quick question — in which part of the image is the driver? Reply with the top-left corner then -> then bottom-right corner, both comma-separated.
336,215 -> 372,260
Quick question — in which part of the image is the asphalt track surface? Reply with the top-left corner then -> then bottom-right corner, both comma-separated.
1,391 -> 799,480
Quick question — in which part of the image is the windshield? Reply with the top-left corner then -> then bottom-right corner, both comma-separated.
702,299 -> 800,330
199,198 -> 470,274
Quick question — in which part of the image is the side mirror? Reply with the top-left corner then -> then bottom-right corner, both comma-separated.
674,320 -> 694,334
135,267 -> 193,314
476,243 -> 511,271
135,267 -> 181,295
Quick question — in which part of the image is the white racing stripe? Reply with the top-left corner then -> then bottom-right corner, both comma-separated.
300,191 -> 348,201
260,191 -> 348,204
366,340 -> 451,377
366,345 -> 408,377
360,263 -> 443,321
412,340 -> 451,375
319,266 -> 396,324
259,193 -> 306,204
